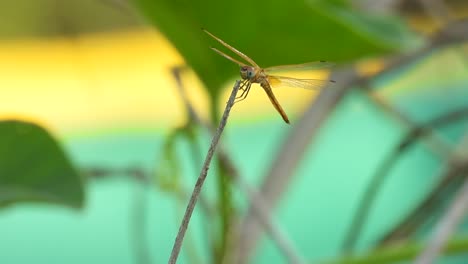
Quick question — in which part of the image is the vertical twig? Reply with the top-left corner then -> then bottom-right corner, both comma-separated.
172,66 -> 305,263
171,65 -> 218,262
172,66 -> 233,262
168,80 -> 241,264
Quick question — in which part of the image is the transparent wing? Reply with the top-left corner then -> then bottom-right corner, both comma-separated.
268,75 -> 334,90
264,61 -> 334,73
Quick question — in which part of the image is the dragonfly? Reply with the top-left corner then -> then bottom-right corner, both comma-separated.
203,29 -> 335,124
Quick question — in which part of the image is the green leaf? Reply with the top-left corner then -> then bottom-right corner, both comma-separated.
133,0 -> 421,104
0,120 -> 84,209
308,1 -> 422,52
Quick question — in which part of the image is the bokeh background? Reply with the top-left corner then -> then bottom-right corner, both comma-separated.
1,0 -> 468,263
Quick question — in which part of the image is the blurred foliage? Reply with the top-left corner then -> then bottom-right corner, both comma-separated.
326,236 -> 468,264
0,120 -> 84,209
0,0 -> 139,38
134,0 -> 421,119
154,126 -> 186,193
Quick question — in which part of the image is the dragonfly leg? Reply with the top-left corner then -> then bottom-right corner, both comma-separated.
235,81 -> 249,99
234,82 -> 252,103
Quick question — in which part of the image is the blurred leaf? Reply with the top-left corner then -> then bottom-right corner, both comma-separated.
0,120 -> 84,209
308,1 -> 422,51
133,0 -> 421,103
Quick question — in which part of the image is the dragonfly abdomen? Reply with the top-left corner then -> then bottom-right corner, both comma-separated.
260,81 -> 290,124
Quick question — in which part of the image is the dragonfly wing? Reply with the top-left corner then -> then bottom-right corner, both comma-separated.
267,75 -> 334,90
264,61 -> 334,73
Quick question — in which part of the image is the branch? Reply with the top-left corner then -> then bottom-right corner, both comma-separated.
171,66 -> 306,263
373,154 -> 468,244
170,66 -> 210,128
167,80 -> 241,264
414,178 -> 468,264
343,107 -> 468,251
415,136 -> 468,264
171,65 -> 220,263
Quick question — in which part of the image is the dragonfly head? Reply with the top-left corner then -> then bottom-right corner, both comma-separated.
240,66 -> 256,80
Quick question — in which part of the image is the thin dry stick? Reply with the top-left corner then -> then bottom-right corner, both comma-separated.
171,66 -> 306,263
170,66 -> 217,262
168,80 -> 241,264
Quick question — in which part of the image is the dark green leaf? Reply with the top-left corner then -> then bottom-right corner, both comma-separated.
0,120 -> 84,209
133,0 -> 422,102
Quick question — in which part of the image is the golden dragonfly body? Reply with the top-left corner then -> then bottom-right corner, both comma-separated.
204,29 -> 334,124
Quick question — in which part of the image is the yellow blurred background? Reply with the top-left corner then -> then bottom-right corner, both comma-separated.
0,28 -> 340,139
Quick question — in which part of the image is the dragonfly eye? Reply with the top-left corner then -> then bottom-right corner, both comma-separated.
240,66 -> 256,80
